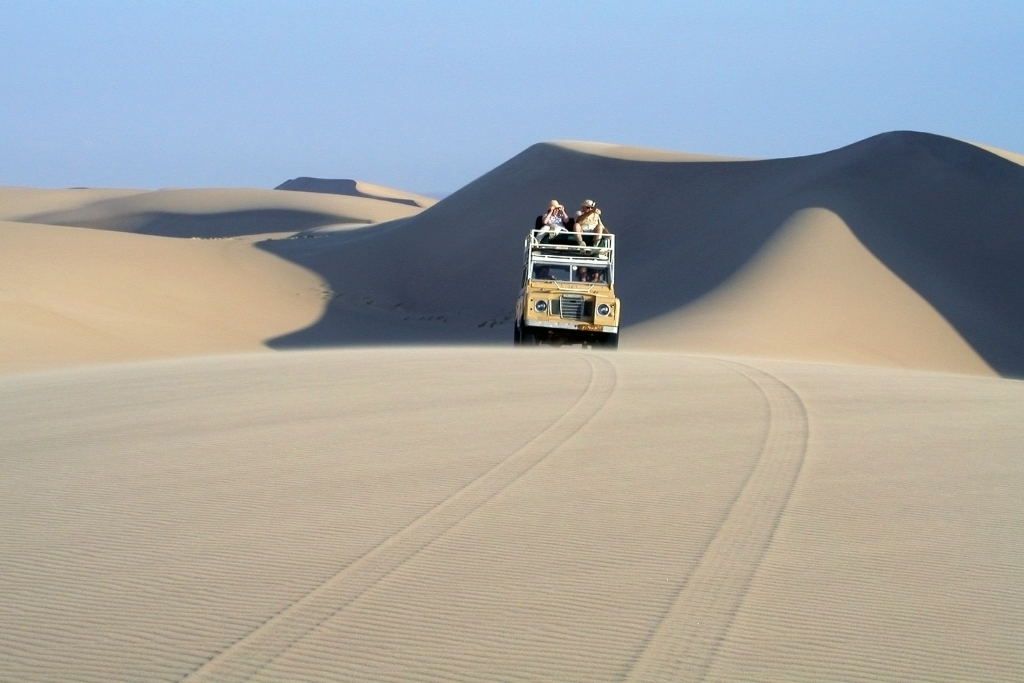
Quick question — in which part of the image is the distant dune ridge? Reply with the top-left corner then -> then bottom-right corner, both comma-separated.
274,177 -> 438,208
0,186 -> 423,238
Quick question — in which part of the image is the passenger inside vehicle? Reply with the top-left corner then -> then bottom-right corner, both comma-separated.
573,266 -> 607,283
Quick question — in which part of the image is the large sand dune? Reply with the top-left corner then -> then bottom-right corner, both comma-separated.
1,349 -> 1021,681
262,131 -> 1024,376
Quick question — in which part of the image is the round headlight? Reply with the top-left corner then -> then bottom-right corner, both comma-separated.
534,300 -> 548,312
597,303 -> 611,316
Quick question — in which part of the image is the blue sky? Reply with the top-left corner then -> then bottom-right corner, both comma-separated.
2,1 -> 1022,193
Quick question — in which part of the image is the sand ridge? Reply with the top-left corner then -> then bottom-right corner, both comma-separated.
275,177 -> 438,208
0,187 -> 148,217
964,139 -> 1024,166
548,140 -> 748,162
3,186 -> 423,237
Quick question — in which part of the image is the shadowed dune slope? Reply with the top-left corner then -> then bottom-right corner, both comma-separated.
275,177 -> 437,208
6,187 -> 424,237
1,349 -> 1022,681
263,131 -> 1024,376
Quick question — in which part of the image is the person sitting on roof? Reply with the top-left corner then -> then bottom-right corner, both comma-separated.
574,198 -> 607,247
535,199 -> 570,241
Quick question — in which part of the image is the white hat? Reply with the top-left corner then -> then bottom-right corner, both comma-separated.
582,199 -> 596,208
549,199 -> 562,208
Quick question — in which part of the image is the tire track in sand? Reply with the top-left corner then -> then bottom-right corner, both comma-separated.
624,359 -> 809,682
181,353 -> 618,683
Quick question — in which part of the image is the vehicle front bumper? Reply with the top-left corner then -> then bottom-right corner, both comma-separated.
526,320 -> 619,333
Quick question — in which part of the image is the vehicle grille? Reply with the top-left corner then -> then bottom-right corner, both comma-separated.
560,295 -> 586,320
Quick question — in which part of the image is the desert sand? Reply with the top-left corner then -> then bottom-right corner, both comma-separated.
1,132 -> 1023,681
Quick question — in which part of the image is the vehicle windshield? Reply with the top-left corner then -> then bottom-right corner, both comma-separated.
532,263 -> 609,283
532,264 -> 571,281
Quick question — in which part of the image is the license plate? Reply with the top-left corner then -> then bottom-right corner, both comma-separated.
578,324 -> 602,331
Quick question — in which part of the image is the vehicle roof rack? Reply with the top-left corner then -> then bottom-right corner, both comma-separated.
526,229 -> 615,258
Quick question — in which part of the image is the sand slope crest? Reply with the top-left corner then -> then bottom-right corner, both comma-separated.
274,177 -> 437,208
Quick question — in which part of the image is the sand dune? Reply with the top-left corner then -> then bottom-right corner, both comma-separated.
3,186 -> 423,237
262,131 -> 1024,376
1,349 -> 1021,681
0,221 -> 325,373
626,207 -> 994,374
275,177 -> 438,208
0,181 -> 434,372
4,131 -> 1021,376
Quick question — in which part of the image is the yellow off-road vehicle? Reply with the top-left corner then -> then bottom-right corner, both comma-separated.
514,229 -> 620,348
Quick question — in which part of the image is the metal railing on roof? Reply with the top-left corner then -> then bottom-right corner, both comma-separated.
526,229 -> 615,258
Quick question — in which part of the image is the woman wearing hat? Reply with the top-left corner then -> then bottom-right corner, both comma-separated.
536,199 -> 571,241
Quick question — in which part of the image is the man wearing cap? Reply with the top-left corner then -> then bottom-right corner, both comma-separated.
574,198 -> 607,247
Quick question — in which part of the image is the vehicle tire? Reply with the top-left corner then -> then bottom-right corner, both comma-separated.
513,323 -> 522,345
521,327 -> 540,346
601,333 -> 619,350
